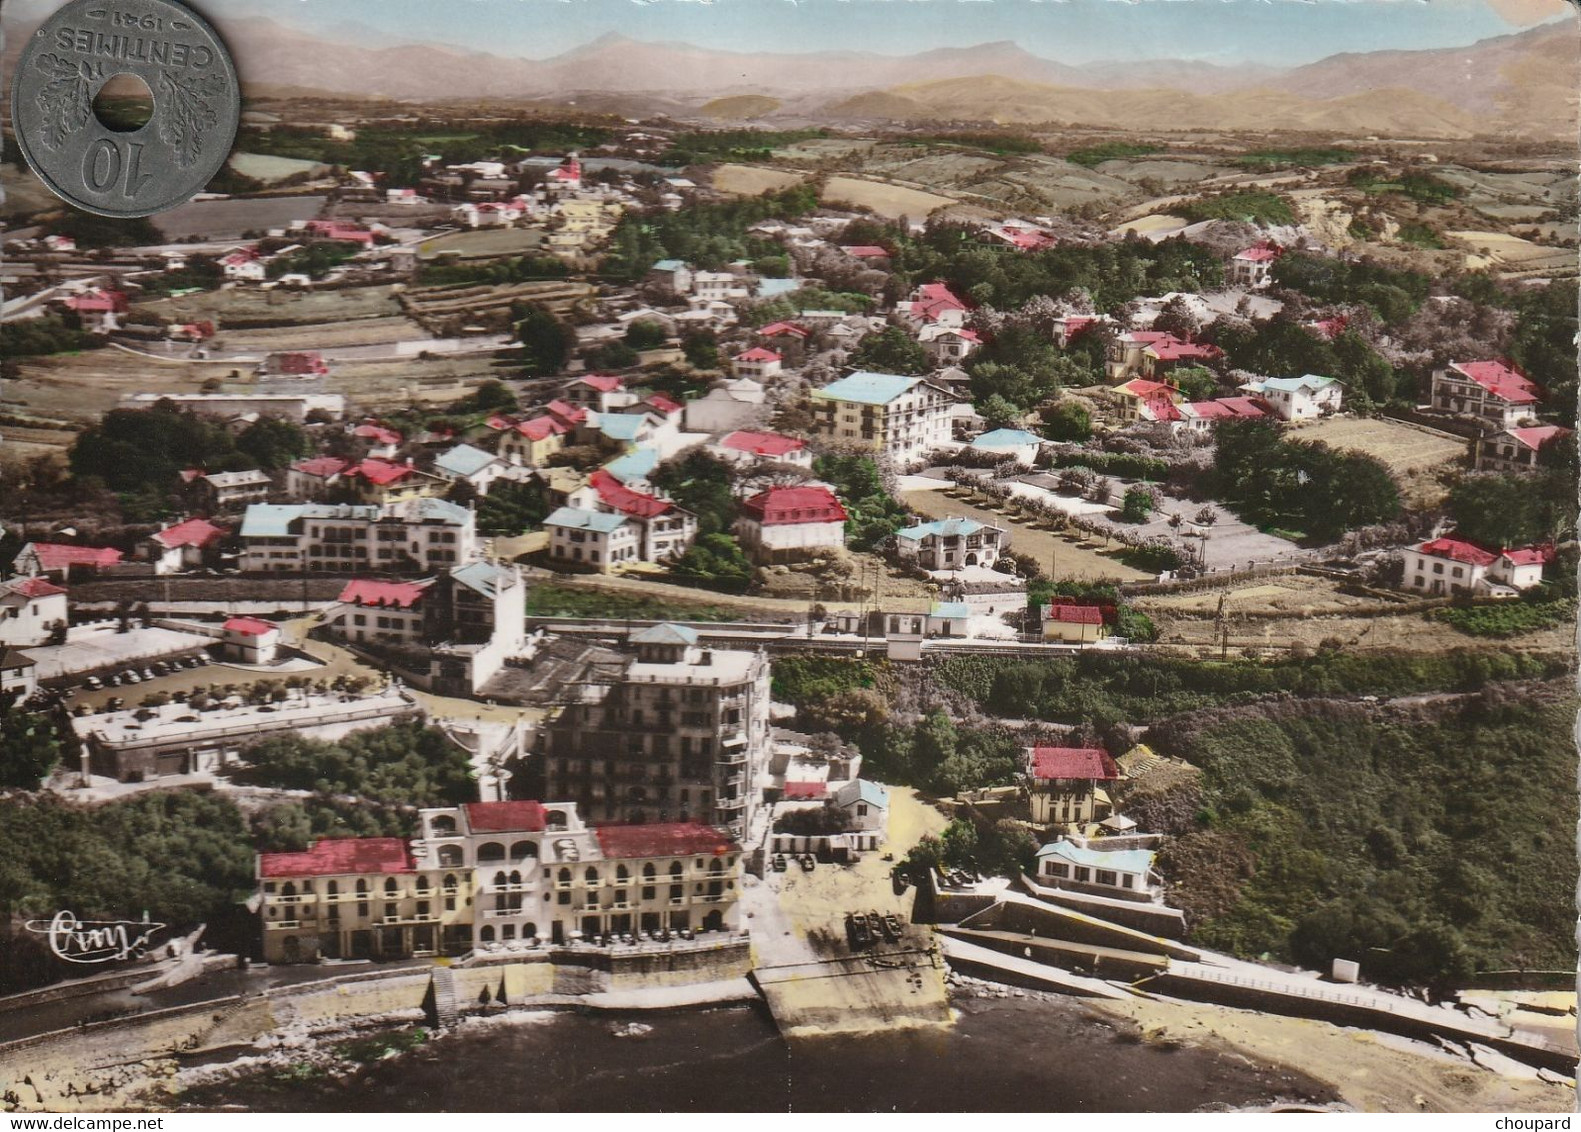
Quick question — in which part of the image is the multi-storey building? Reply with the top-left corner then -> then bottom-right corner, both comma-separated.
894,516 -> 1008,571
809,372 -> 954,467
256,801 -> 743,962
238,498 -> 475,574
1430,360 -> 1542,429
1476,424 -> 1573,474
1023,746 -> 1121,830
538,625 -> 771,841
733,486 -> 848,564
0,576 -> 69,648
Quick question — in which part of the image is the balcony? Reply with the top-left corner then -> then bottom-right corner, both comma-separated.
668,897 -> 687,908
272,920 -> 301,930
271,893 -> 316,905
697,893 -> 730,904
483,908 -> 526,919
379,913 -> 438,925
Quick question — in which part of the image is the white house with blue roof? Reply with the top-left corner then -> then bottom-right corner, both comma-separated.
543,506 -> 640,574
831,778 -> 890,832
810,371 -> 954,466
895,516 -> 1008,571
433,443 -> 517,496
1034,839 -> 1161,902
1237,374 -> 1343,421
969,428 -> 1043,465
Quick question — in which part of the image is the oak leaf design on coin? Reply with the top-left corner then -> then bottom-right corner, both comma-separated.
156,69 -> 226,168
31,54 -> 102,151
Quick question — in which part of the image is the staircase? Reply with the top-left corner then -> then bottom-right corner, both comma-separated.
426,966 -> 462,1028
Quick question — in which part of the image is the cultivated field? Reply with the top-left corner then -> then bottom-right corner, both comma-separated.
227,153 -> 333,184
711,164 -> 809,196
418,228 -> 549,260
821,176 -> 955,221
151,195 -> 329,240
1286,416 -> 1467,508
137,284 -> 406,325
1448,229 -> 1576,275
210,316 -> 432,352
1134,572 -> 1574,655
902,486 -> 1150,583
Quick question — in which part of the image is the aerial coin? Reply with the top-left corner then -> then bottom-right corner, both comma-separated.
11,0 -> 240,218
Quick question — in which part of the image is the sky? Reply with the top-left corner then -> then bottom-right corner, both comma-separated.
6,0 -> 1570,67
239,0 -> 1571,65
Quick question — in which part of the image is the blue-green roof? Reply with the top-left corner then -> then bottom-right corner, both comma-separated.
652,259 -> 687,272
239,504 -> 306,538
834,778 -> 889,810
544,506 -> 629,533
630,623 -> 698,646
897,517 -> 987,541
930,601 -> 971,619
1035,840 -> 1156,875
814,372 -> 924,405
596,413 -> 652,443
405,497 -> 472,525
434,443 -> 498,478
971,428 -> 1043,450
757,278 -> 799,298
450,560 -> 508,597
1256,374 -> 1341,393
604,446 -> 660,484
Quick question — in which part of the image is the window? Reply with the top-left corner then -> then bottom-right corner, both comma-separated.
478,842 -> 506,863
1074,867 -> 1091,883
431,815 -> 457,836
438,845 -> 462,867
1095,870 -> 1117,887
1046,862 -> 1069,878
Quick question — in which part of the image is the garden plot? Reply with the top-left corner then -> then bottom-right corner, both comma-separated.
137,284 -> 406,325
1287,416 -> 1468,509
711,164 -> 810,196
417,228 -> 549,260
821,176 -> 956,221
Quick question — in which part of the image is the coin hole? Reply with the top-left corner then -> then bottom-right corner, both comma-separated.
92,73 -> 154,133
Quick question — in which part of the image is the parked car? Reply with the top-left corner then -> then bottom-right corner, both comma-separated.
84,675 -> 103,690
122,670 -> 141,684
771,854 -> 787,872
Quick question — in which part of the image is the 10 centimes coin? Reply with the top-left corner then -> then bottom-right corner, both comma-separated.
12,0 -> 240,218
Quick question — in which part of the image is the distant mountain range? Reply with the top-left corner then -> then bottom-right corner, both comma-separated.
3,9 -> 1574,138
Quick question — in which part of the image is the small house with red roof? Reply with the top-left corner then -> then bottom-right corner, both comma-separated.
732,346 -> 782,382
842,244 -> 891,264
587,468 -> 697,562
286,455 -> 354,501
1041,603 -> 1109,645
758,321 -> 809,343
221,246 -> 266,281
898,282 -> 970,329
303,219 -> 376,246
544,153 -> 582,194
734,485 -> 848,564
563,373 -> 636,414
1114,377 -> 1185,424
221,616 -> 282,665
1432,360 -> 1543,429
138,517 -> 228,574
1477,424 -> 1573,474
346,458 -> 445,505
1401,534 -> 1551,598
1141,334 -> 1223,381
709,429 -> 813,472
329,578 -> 435,646
1024,746 -> 1122,828
1230,244 -> 1281,289
11,542 -> 124,583
60,287 -> 129,333
498,415 -> 571,467
260,350 -> 330,378
352,421 -> 403,458
0,576 -> 68,648
1176,396 -> 1271,433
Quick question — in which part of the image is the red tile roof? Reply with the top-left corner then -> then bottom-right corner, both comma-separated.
338,578 -> 431,609
545,400 -> 588,425
1146,336 -> 1222,362
741,485 -> 848,526
1028,747 -> 1120,781
783,781 -> 827,800
25,543 -> 123,570
1235,246 -> 1280,262
645,394 -> 683,415
1118,378 -> 1176,398
354,424 -> 403,446
66,289 -> 129,313
1046,603 -> 1104,625
293,455 -> 353,478
590,469 -> 672,519
735,347 -> 782,363
1501,545 -> 1553,567
485,414 -> 516,431
517,416 -> 569,442
758,321 -> 809,340
1187,398 -> 1268,421
843,245 -> 890,258
720,430 -> 805,458
4,577 -> 67,599
464,801 -> 547,833
574,374 -> 625,393
1004,229 -> 1057,251
594,822 -> 739,860
354,458 -> 417,486
1451,360 -> 1541,405
270,351 -> 328,375
1414,537 -> 1499,567
1507,425 -> 1571,451
151,517 -> 227,549
260,837 -> 414,878
224,616 -> 278,637
910,282 -> 970,323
